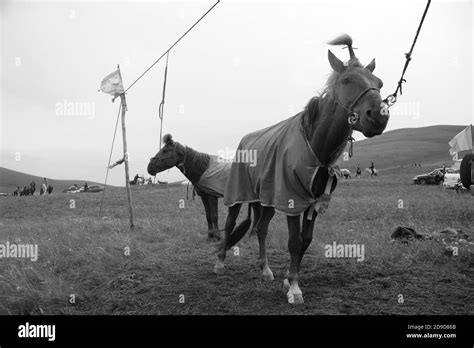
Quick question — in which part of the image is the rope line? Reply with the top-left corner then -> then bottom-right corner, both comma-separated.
159,51 -> 169,148
154,52 -> 170,184
99,103 -> 122,218
123,0 -> 220,94
385,0 -> 431,105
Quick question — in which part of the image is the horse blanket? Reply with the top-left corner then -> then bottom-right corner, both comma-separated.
224,113 -> 337,216
195,155 -> 231,197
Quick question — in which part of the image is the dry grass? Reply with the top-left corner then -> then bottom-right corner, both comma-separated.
0,167 -> 472,315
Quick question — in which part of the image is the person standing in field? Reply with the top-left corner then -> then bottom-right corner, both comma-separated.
370,162 -> 375,175
84,182 -> 88,191
356,164 -> 361,178
41,178 -> 48,196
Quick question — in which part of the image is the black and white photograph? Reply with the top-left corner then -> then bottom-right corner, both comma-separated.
0,0 -> 473,345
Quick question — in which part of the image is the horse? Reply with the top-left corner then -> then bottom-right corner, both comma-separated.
147,134 -> 232,241
215,34 -> 389,304
47,185 -> 53,194
340,168 -> 351,179
30,182 -> 36,195
365,168 -> 378,176
130,177 -> 145,185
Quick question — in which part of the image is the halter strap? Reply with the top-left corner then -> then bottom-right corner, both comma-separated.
335,87 -> 380,125
335,87 -> 380,158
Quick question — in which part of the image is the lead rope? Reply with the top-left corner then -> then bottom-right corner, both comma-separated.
383,0 -> 431,107
349,0 -> 431,157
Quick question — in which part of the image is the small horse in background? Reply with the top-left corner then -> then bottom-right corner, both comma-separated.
340,168 -> 351,179
147,134 -> 232,241
365,168 -> 378,176
20,186 -> 32,196
30,182 -> 36,195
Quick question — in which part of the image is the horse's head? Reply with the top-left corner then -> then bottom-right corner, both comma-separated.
147,134 -> 185,176
327,34 -> 389,138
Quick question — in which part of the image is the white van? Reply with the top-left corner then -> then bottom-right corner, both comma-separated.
443,160 -> 461,189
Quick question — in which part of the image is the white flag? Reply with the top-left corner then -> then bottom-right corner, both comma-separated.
449,125 -> 473,155
99,69 -> 124,96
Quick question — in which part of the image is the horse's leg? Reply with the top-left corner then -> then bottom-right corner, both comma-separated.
284,214 -> 304,304
208,196 -> 220,240
297,209 -> 317,272
214,203 -> 241,274
200,195 -> 214,240
249,202 -> 262,237
255,206 -> 275,281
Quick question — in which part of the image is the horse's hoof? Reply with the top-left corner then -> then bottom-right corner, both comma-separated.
282,279 -> 290,294
214,263 -> 225,275
208,232 -> 221,242
262,270 -> 274,282
288,292 -> 304,305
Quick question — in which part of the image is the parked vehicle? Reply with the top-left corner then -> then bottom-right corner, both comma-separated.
443,173 -> 461,189
413,168 -> 457,185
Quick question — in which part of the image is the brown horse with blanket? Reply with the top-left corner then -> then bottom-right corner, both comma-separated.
215,34 -> 390,304
148,134 -> 231,241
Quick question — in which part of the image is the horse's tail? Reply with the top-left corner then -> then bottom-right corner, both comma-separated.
218,204 -> 252,252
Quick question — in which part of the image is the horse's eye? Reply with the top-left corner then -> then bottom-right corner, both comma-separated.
341,77 -> 350,85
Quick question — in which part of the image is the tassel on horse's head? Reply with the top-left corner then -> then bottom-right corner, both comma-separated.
163,133 -> 174,146
327,33 -> 376,73
327,33 -> 359,67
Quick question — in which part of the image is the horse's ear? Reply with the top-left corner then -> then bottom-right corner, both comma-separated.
365,58 -> 376,73
163,134 -> 173,146
328,50 -> 345,73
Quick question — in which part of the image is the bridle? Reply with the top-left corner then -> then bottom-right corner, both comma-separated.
334,86 -> 381,158
335,87 -> 380,126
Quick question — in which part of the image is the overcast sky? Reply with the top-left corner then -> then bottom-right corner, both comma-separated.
1,0 -> 472,185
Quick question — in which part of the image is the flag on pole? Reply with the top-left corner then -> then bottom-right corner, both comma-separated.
99,69 -> 124,96
449,125 -> 473,155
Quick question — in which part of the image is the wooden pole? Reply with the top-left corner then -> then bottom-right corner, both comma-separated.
120,93 -> 135,230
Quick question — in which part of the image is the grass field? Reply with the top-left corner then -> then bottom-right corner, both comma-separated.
0,166 -> 472,315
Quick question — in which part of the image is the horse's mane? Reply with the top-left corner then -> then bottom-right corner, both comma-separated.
175,142 -> 211,184
300,96 -> 320,140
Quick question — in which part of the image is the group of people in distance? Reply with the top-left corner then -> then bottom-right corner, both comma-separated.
13,178 -> 53,196
354,162 -> 376,178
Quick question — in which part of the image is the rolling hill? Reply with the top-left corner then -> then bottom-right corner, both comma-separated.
0,125 -> 468,193
346,125 -> 466,171
0,167 -> 108,194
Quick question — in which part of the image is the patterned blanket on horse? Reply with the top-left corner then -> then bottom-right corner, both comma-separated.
224,113 -> 337,216
195,155 -> 231,197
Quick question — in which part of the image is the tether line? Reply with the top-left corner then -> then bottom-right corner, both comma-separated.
123,0 -> 220,94
99,102 -> 122,218
385,0 -> 431,105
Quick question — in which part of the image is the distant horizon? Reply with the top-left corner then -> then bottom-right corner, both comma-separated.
1,124 -> 467,185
